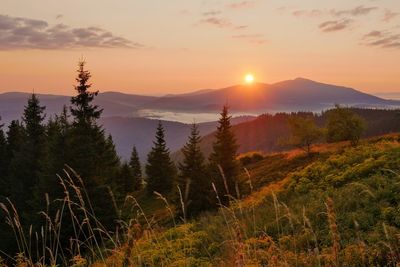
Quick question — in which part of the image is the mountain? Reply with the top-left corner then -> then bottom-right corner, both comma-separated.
1,78 -> 399,160
149,78 -> 400,112
0,91 -> 157,124
1,78 -> 399,125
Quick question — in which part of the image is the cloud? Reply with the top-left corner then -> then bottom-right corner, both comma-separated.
227,1 -> 257,9
319,19 -> 353,32
0,14 -> 142,50
331,5 -> 378,16
202,10 -> 222,16
291,5 -> 378,19
232,34 -> 267,44
382,9 -> 399,22
199,16 -> 247,30
199,17 -> 233,28
292,9 -> 324,18
362,30 -> 400,48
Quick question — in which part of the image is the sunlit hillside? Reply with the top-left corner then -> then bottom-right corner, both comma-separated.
68,134 -> 398,266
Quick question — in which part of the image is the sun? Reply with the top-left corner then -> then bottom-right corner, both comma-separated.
245,74 -> 255,84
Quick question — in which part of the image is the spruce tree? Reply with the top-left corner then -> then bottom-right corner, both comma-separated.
129,146 -> 142,191
8,94 -> 46,211
70,61 -> 102,125
35,106 -> 70,208
6,120 -> 25,160
178,123 -> 210,217
116,162 -> 135,197
67,60 -> 120,227
146,121 -> 176,195
209,105 -> 240,205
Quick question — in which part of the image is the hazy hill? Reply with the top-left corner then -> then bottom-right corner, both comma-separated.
146,78 -> 400,112
1,78 -> 399,125
172,108 -> 400,161
2,78 -> 399,160
0,92 -> 157,124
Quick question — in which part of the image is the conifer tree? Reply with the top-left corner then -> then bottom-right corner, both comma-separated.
146,122 -> 176,195
178,123 -> 210,217
8,94 -> 46,211
129,146 -> 143,191
70,61 -> 102,126
209,105 -> 240,205
6,120 -> 25,159
68,61 -> 119,182
116,162 -> 135,197
67,60 -> 120,227
35,106 -> 70,207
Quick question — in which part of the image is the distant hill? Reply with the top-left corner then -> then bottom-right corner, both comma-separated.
0,92 -> 157,124
1,78 -> 399,125
146,78 -> 400,112
172,108 -> 400,161
1,78 -> 399,160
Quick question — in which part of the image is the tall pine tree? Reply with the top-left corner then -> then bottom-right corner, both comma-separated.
34,106 -> 70,208
115,163 -> 135,197
67,60 -> 120,227
178,123 -> 210,217
209,105 -> 240,205
129,145 -> 143,191
70,61 -> 102,125
146,122 -> 176,195
8,94 -> 46,212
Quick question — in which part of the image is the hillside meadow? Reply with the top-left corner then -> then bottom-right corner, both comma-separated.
68,134 -> 400,266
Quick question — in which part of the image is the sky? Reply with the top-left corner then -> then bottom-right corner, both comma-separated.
0,0 -> 400,96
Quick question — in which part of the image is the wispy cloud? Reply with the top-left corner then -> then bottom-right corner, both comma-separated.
227,1 -> 257,9
0,14 -> 143,50
362,30 -> 400,49
292,9 -> 324,18
199,17 -> 233,28
291,5 -> 378,19
319,19 -> 353,33
382,9 -> 399,22
198,15 -> 247,30
202,10 -> 222,16
232,34 -> 267,44
331,5 -> 378,17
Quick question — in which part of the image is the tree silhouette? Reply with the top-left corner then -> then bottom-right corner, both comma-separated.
129,145 -> 143,191
146,121 -> 176,195
178,123 -> 210,217
209,105 -> 240,205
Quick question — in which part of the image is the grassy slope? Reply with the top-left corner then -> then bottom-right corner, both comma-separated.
100,134 -> 400,266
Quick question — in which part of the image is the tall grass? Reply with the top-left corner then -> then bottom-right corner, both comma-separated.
1,137 -> 400,266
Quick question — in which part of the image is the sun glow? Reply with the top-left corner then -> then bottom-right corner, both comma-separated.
245,74 -> 255,84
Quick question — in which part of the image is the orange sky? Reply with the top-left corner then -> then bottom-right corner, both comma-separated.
1,0 -> 400,96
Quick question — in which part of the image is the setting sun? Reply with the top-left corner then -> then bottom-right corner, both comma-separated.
245,74 -> 255,84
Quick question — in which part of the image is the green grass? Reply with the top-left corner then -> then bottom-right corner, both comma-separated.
101,134 -> 400,266
3,134 -> 400,266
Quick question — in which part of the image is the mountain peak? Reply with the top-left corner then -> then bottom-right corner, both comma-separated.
293,77 -> 314,82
